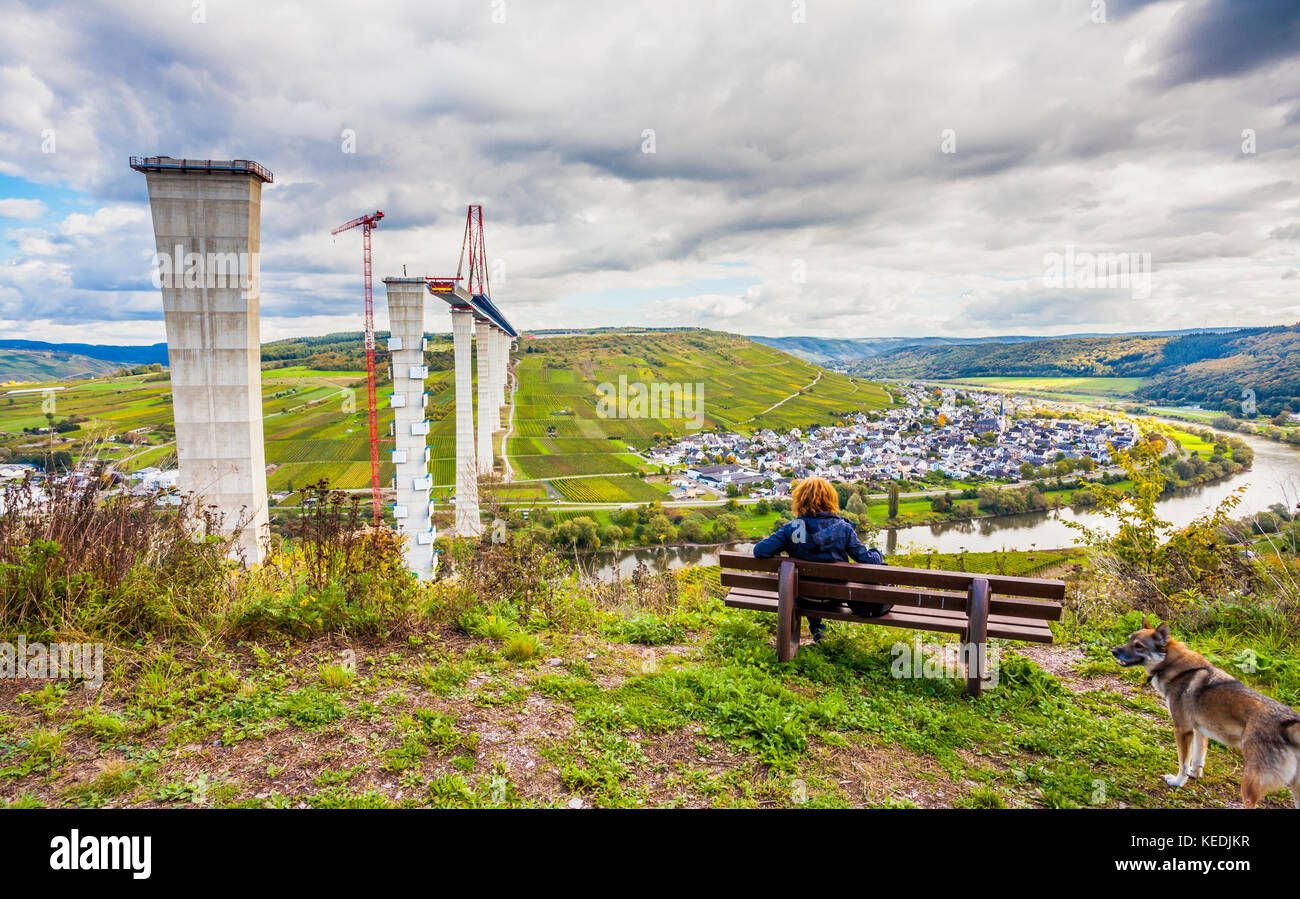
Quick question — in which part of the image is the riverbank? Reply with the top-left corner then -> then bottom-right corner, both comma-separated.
535,437 -> 1247,557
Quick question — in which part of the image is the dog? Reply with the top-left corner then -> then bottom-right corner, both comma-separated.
1112,618 -> 1300,808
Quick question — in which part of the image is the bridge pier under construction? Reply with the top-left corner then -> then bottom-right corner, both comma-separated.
130,156 -> 272,564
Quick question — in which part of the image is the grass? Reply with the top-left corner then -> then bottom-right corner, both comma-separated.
4,538 -> 1295,810
933,376 -> 1143,403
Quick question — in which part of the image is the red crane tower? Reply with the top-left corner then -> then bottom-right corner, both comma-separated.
460,204 -> 490,296
427,205 -> 489,295
331,210 -> 385,525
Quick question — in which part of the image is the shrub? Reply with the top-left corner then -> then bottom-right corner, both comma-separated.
0,475 -> 240,642
502,633 -> 543,663
233,483 -> 420,640
606,612 -> 684,646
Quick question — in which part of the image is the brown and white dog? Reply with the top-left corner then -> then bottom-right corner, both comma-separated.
1112,618 -> 1300,808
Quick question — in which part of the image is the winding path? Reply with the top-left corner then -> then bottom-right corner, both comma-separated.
744,370 -> 822,423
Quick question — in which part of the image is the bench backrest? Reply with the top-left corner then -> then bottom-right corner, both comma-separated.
719,550 -> 1065,620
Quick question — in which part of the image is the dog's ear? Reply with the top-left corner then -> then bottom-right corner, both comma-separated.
1141,615 -> 1150,630
1152,622 -> 1170,648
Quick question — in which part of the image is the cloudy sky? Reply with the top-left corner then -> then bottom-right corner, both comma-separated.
0,0 -> 1298,344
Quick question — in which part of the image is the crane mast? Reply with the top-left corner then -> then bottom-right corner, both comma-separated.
331,210 -> 385,525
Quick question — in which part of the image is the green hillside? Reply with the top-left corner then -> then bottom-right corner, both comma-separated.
0,330 -> 896,505
506,330 -> 893,495
0,349 -> 122,382
854,334 -> 1169,380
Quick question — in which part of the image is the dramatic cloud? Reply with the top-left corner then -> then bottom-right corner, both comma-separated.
0,0 -> 1297,343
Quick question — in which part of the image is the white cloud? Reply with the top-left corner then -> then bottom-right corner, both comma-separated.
0,198 -> 47,219
0,0 -> 1296,342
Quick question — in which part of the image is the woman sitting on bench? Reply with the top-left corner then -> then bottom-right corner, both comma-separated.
752,477 -> 888,642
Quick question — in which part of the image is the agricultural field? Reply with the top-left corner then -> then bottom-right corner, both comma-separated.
2,331 -> 895,508
0,365 -> 385,489
550,475 -> 672,504
932,376 -> 1142,404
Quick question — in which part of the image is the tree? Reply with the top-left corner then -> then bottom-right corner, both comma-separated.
713,513 -> 742,541
557,516 -> 600,550
678,514 -> 707,543
887,482 -> 900,519
645,514 -> 677,546
845,493 -> 867,516
834,483 -> 853,508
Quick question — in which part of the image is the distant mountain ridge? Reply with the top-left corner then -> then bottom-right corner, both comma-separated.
0,340 -> 169,366
829,324 -> 1300,417
748,328 -> 1242,366
0,349 -> 125,382
12,325 -> 1295,417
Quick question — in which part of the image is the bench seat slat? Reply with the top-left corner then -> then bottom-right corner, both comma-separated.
719,550 -> 1066,601
722,589 -> 1055,644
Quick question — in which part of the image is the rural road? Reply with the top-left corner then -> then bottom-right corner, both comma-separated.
744,370 -> 822,423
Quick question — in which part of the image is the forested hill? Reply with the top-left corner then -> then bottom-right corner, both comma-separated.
854,324 -> 1300,416
852,334 -> 1171,379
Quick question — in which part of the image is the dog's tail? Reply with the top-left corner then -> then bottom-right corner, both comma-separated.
1284,719 -> 1300,747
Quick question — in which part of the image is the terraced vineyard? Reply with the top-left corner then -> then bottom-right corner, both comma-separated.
0,366 -> 379,492
549,475 -> 671,503
505,329 -> 895,490
1,330 -> 896,510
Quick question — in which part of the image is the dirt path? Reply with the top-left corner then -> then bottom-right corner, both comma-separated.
744,370 -> 822,423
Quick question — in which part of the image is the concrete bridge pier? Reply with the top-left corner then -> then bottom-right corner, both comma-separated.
451,307 -> 482,536
130,156 -> 272,564
475,319 -> 497,476
383,278 -> 435,577
487,327 -> 503,433
498,332 -> 511,408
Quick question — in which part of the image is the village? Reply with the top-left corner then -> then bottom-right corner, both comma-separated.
646,384 -> 1142,500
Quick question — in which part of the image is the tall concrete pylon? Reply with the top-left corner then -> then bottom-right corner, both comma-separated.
383,278 -> 436,578
487,327 -> 502,433
475,319 -> 496,476
130,156 -> 272,563
497,331 -> 511,410
450,307 -> 482,536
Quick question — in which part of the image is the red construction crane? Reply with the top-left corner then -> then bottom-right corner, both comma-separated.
331,210 -> 385,525
459,204 -> 490,296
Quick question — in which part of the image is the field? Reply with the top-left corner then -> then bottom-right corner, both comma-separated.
0,366 -> 381,491
1,331 -> 897,513
549,475 -> 671,503
932,376 -> 1142,404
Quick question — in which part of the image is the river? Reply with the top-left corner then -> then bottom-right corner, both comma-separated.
588,426 -> 1300,580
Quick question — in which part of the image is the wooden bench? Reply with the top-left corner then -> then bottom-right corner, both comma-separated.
719,550 -> 1066,696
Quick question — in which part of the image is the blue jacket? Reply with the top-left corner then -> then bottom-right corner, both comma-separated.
753,514 -> 883,565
